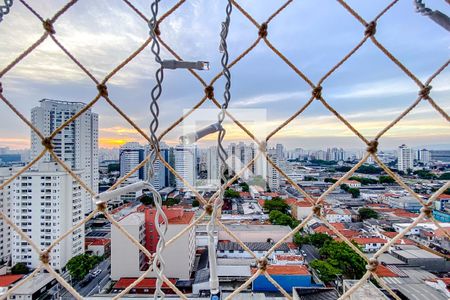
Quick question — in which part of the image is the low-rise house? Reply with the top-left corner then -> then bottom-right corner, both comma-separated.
343,180 -> 361,188
85,238 -> 111,257
325,208 -> 352,223
218,224 -> 293,243
350,237 -> 387,252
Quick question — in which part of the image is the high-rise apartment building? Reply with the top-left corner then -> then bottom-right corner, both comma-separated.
398,144 -> 413,172
175,144 -> 197,190
226,142 -> 255,179
11,162 -> 84,271
418,149 -> 431,164
145,142 -> 170,190
31,99 -> 98,214
267,148 -> 280,191
206,146 -> 219,185
119,142 -> 145,180
0,166 -> 18,264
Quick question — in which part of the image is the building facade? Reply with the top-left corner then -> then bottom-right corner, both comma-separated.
11,163 -> 84,271
397,144 -> 413,172
119,142 -> 145,180
174,145 -> 197,190
31,99 -> 98,214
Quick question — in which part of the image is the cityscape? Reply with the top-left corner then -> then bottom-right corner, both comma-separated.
0,1 -> 449,300
0,98 -> 449,299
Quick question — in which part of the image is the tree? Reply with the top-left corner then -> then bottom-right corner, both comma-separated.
310,260 -> 341,283
439,172 -> 450,180
164,198 -> 180,207
324,178 -> 337,183
192,199 -> 200,207
348,188 -> 360,198
319,241 -> 366,279
379,175 -> 395,184
413,169 -> 437,180
66,254 -> 103,280
263,198 -> 289,214
11,262 -> 29,274
336,166 -> 352,172
224,188 -> 240,199
340,184 -> 349,192
239,182 -> 249,192
269,210 -> 291,226
139,194 -> 153,206
309,233 -> 332,248
356,165 -> 382,174
349,176 -> 377,185
358,207 -> 378,220
304,176 -> 318,181
293,233 -> 309,247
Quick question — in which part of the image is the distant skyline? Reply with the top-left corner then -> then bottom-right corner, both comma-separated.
0,1 -> 448,151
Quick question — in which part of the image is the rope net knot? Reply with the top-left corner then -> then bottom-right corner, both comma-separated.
41,137 -> 54,150
42,19 -> 55,34
366,258 -> 379,271
40,251 -> 50,264
205,85 -> 214,99
366,140 -> 379,154
97,84 -> 109,97
204,204 -> 213,215
420,205 -> 433,218
419,85 -> 432,99
258,22 -> 268,38
257,257 -> 268,271
313,204 -> 323,217
364,21 -> 377,36
312,86 -> 322,99
96,201 -> 108,212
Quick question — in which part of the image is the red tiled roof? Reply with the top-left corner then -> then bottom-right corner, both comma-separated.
375,265 -> 399,277
252,265 -> 310,275
263,192 -> 279,197
435,227 -> 450,238
275,254 -> 304,261
351,237 -> 387,245
169,211 -> 195,224
239,192 -> 251,198
114,278 -> 177,289
330,223 -> 345,230
339,229 -> 360,238
0,275 -> 24,287
381,231 -> 397,238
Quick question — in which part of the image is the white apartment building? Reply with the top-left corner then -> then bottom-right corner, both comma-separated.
0,167 -> 19,264
267,149 -> 280,191
397,144 -> 413,173
11,162 -> 84,271
111,212 -> 196,281
418,149 -> 431,164
206,146 -> 219,186
119,142 -> 145,180
174,144 -> 197,190
31,99 -> 98,214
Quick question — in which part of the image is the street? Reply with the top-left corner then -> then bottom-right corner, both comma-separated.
59,258 -> 111,299
301,244 -> 320,263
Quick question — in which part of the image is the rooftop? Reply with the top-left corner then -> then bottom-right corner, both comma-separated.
114,278 -> 177,289
252,265 -> 310,275
0,275 -> 24,287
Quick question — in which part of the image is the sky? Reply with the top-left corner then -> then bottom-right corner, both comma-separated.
0,0 -> 449,152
